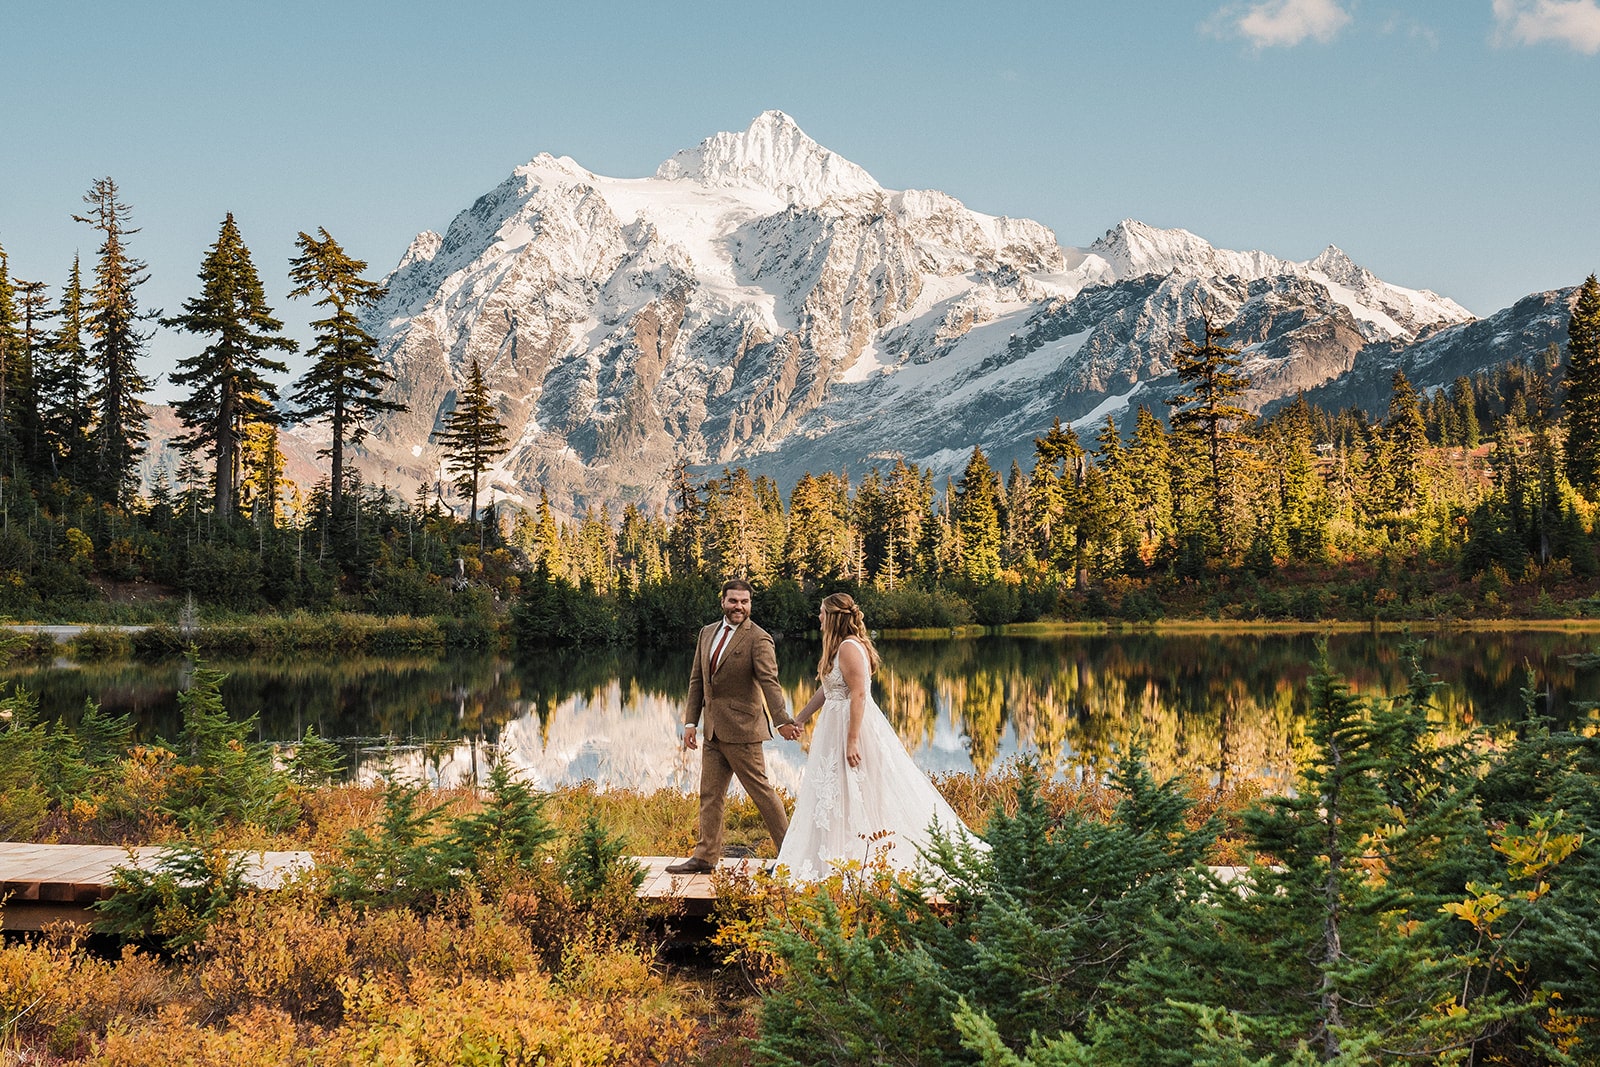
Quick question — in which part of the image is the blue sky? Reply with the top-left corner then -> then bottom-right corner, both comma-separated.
3,0 -> 1597,401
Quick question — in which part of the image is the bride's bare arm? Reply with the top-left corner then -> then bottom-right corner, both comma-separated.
793,687 -> 825,726
839,640 -> 869,767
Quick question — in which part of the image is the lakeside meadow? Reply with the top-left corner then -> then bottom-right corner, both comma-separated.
5,628 -> 1600,1063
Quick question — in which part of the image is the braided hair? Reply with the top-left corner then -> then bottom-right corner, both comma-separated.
817,592 -> 881,680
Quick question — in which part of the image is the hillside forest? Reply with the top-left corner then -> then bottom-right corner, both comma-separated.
3,182 -> 1600,636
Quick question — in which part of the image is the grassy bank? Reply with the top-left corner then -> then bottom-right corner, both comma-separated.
2,611 -> 507,664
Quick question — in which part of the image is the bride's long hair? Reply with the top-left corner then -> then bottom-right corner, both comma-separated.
817,592 -> 881,680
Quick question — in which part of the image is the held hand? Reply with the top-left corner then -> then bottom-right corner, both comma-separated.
777,723 -> 802,741
846,738 -> 861,769
682,725 -> 698,750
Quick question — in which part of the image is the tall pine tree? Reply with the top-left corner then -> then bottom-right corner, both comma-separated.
163,214 -> 295,519
41,257 -> 92,479
1384,369 -> 1428,513
953,445 -> 1002,584
1166,312 -> 1252,552
1561,274 -> 1600,497
11,277 -> 52,471
0,245 -> 20,461
434,357 -> 510,538
287,228 -> 403,520
73,177 -> 152,505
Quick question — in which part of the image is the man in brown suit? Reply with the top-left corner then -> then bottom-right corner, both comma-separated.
666,579 -> 801,874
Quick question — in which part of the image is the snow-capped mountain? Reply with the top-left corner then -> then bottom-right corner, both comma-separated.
356,110 -> 1487,515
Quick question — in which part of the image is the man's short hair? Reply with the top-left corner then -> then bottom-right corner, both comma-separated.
721,578 -> 755,598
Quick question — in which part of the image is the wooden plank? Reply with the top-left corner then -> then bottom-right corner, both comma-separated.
0,901 -> 97,932
33,856 -> 125,885
0,844 -> 137,885
0,842 -> 313,894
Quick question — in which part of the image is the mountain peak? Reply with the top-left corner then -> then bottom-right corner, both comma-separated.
398,230 -> 442,269
1089,219 -> 1218,277
1308,244 -> 1366,285
654,111 -> 881,208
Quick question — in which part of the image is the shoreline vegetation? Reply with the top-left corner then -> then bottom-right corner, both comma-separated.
4,648 -> 1599,1063
5,606 -> 1600,670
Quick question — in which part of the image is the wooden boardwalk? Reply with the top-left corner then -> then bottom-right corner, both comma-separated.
0,844 -> 760,929
2,843 -> 1260,931
632,855 -> 774,916
0,842 -> 314,932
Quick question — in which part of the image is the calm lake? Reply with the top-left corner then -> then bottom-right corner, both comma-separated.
8,628 -> 1598,795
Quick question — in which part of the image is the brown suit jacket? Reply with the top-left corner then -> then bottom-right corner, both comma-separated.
684,618 -> 793,742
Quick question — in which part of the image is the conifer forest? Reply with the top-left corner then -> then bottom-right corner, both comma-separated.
4,184 -> 1600,637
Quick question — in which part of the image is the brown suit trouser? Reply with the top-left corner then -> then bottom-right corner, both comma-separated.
691,736 -> 789,863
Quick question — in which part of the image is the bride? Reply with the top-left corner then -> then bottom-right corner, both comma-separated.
776,592 -> 987,882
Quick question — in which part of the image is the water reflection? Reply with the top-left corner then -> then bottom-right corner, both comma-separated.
9,629 -> 1597,793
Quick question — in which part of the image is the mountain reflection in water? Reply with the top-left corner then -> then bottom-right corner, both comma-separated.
9,630 -> 1596,793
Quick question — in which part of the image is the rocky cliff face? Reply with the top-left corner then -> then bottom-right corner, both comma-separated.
352,110 -> 1489,515
1275,287 -> 1579,419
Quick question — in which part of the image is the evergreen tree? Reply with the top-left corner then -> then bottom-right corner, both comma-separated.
853,468 -> 890,581
239,417 -> 287,529
434,357 -> 509,539
1454,375 -> 1482,449
163,214 -> 295,519
665,460 -> 705,575
1166,313 -> 1252,552
953,446 -> 1003,584
1268,394 -> 1331,561
10,276 -> 51,471
287,228 -> 403,520
443,759 -> 556,877
1002,459 -> 1031,569
885,460 -> 934,584
1094,414 -> 1139,574
73,177 -> 153,505
40,256 -> 92,479
530,487 -> 564,577
785,471 -> 851,583
1125,405 -> 1175,561
1384,370 -> 1429,513
1028,418 -> 1087,583
1098,654 -> 1518,1064
0,244 -> 18,443
1561,274 -> 1600,496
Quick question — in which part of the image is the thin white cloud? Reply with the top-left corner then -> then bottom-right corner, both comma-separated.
1493,0 -> 1600,53
1213,0 -> 1353,48
1380,14 -> 1441,49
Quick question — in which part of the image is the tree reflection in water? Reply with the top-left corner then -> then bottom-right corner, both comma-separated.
8,630 -> 1596,790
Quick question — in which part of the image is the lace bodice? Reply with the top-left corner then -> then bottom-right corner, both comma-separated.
819,639 -> 858,701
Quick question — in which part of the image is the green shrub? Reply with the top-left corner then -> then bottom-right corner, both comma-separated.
324,777 -> 458,911
158,660 -> 296,833
66,627 -> 134,662
857,585 -> 974,629
92,841 -> 250,948
972,581 -> 1020,626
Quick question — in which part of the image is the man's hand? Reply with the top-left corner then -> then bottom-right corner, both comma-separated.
777,723 -> 802,741
682,724 -> 698,750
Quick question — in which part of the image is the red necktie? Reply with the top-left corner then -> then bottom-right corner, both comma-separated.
710,624 -> 732,671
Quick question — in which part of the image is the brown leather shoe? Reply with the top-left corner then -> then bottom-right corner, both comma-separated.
665,857 -> 716,874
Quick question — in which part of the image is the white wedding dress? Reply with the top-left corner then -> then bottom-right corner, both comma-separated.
777,639 -> 987,882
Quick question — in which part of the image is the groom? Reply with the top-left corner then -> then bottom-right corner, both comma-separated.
666,579 -> 802,875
